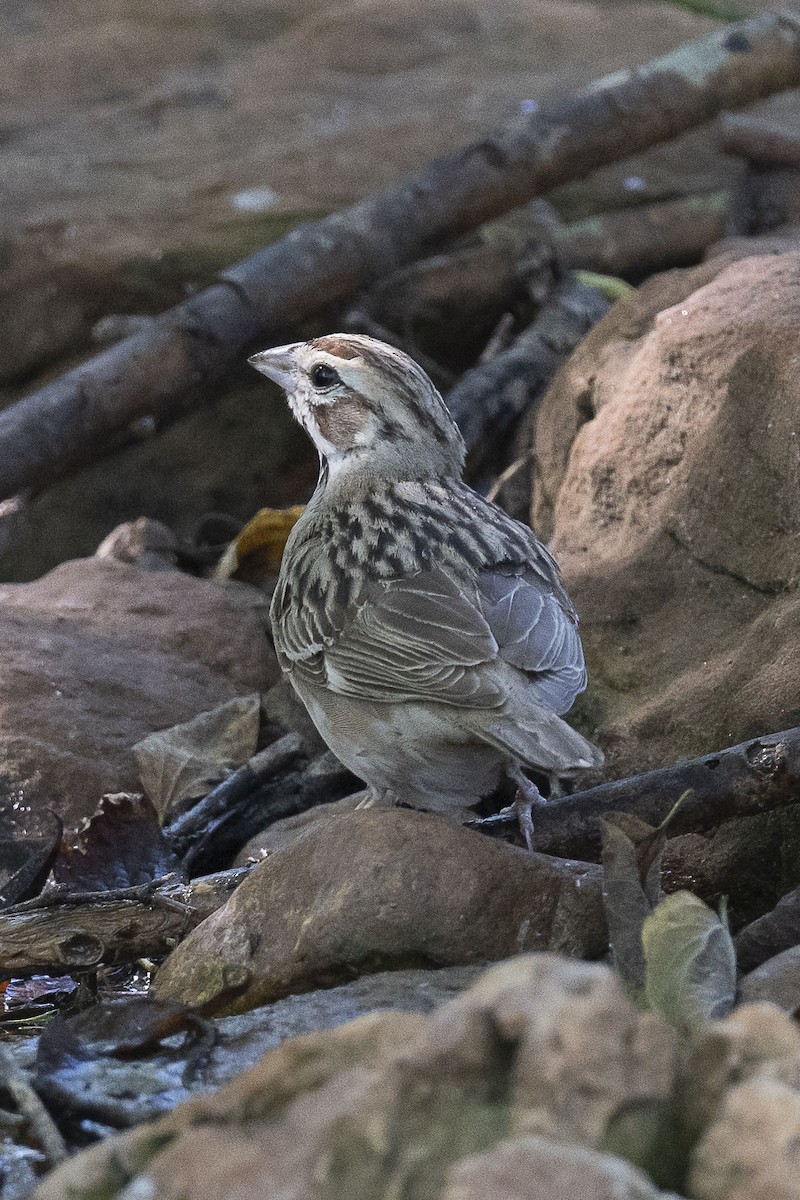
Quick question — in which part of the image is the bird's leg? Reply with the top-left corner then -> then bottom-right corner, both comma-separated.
354,786 -> 399,810
502,764 -> 548,852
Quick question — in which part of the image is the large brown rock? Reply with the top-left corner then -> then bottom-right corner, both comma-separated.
0,557 -> 277,828
152,809 -> 606,1014
34,955 -> 679,1200
532,252 -> 800,775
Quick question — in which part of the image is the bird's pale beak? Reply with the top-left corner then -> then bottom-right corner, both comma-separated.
247,344 -> 301,390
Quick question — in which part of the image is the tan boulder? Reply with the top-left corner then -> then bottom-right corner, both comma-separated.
152,809 -> 606,1014
679,1002 -> 800,1144
422,955 -> 677,1164
0,557 -> 277,828
689,1078 -> 800,1200
532,252 -> 800,774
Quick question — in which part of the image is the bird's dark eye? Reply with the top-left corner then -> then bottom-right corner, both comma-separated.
310,363 -> 340,389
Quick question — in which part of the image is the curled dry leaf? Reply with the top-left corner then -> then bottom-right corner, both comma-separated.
134,695 -> 262,822
2,974 -> 78,1015
52,793 -> 183,892
642,891 -> 736,1035
600,816 -> 664,1000
599,796 -> 691,999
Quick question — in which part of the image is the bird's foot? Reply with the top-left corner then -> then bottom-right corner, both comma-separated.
502,767 -> 548,852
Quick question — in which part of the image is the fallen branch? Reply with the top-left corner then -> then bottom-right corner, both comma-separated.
164,734 -> 306,870
480,727 -> 800,861
344,201 -> 558,367
163,736 -> 357,875
349,192 -> 727,362
447,275 -> 609,455
1,13 -> 799,499
554,192 -> 729,276
0,865 -> 254,976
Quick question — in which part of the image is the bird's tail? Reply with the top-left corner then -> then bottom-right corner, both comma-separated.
476,703 -> 604,775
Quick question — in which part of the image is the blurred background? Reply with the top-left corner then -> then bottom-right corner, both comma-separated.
3,0 -> 797,582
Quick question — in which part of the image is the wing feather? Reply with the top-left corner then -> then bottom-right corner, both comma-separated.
273,490 -> 587,716
284,566 -> 504,707
477,570 -> 586,714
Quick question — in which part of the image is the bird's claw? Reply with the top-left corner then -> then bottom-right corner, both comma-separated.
469,775 -> 547,851
503,770 -> 548,852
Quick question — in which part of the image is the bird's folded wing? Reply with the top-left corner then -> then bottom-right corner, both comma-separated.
477,570 -> 587,714
283,562 -> 586,715
287,567 -> 505,707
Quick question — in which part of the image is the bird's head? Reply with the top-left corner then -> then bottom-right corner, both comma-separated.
248,334 -> 465,485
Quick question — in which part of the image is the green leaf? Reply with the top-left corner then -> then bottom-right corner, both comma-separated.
642,891 -> 736,1035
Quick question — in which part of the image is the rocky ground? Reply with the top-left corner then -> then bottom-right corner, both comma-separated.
27,956 -> 800,1200
2,1 -> 800,1198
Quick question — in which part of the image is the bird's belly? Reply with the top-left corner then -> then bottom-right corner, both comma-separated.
292,679 -> 504,812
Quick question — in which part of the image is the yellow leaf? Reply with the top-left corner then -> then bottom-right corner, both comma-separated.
214,505 -> 305,583
575,270 -> 635,303
642,891 -> 736,1034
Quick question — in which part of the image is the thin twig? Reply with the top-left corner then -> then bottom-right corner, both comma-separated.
486,448 -> 536,503
0,1044 -> 67,1168
448,276 -> 609,454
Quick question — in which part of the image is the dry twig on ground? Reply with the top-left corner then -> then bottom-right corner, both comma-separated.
0,1044 -> 67,1169
446,275 -> 609,456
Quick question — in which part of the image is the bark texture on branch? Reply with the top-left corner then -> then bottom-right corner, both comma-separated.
2,12 -> 800,500
554,192 -> 729,276
0,866 -> 253,975
519,727 -> 800,861
719,112 -> 800,166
